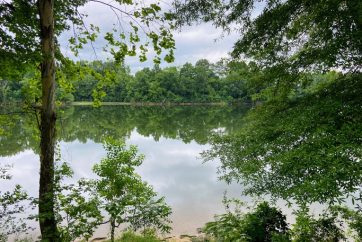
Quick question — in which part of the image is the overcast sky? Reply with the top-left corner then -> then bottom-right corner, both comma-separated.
58,1 -> 241,73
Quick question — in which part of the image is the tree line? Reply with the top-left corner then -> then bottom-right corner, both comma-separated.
1,58 -> 344,105
0,59 -> 265,104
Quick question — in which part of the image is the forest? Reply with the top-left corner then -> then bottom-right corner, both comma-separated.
0,0 -> 361,241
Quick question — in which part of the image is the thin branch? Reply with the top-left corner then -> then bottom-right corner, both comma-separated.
76,9 -> 99,60
89,0 -> 149,35
110,6 -> 125,33
33,109 -> 41,130
98,219 -> 111,225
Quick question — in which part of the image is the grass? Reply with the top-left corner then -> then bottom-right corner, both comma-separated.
114,231 -> 162,242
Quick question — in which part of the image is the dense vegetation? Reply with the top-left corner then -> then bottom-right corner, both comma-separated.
0,59 -> 264,104
200,199 -> 362,242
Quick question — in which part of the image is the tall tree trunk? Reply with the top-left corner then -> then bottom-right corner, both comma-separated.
38,0 -> 59,241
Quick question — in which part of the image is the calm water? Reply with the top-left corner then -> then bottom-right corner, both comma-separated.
0,105 -> 253,237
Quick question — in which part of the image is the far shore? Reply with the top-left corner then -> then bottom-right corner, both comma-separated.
0,101 -> 254,110
70,101 -> 228,106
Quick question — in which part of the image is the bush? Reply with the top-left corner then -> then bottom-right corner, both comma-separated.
203,200 -> 290,242
292,208 -> 345,242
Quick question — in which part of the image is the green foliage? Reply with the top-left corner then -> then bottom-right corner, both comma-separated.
331,206 -> 362,240
203,199 -> 290,242
93,138 -> 172,241
204,74 -> 362,204
1,58 -> 261,105
1,55 -> 279,106
69,59 -> 259,104
0,114 -> 15,136
1,0 -> 175,68
291,208 -> 345,242
52,141 -> 172,241
54,162 -> 103,242
1,0 -> 176,114
0,165 -> 34,242
173,0 -> 362,112
115,230 -> 162,242
174,0 -> 361,72
202,200 -> 362,241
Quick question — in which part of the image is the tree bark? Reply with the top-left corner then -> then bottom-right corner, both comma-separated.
38,0 -> 59,241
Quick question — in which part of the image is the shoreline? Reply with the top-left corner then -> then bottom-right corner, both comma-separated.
70,101 -> 228,106
0,101 -> 253,110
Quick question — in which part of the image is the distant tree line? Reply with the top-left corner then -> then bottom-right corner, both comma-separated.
0,59 -> 266,104
1,58 -> 344,106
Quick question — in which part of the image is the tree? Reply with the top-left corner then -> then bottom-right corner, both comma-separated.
92,139 -> 172,242
1,1 -> 175,240
153,66 -> 181,102
130,68 -> 153,101
52,144 -> 171,242
1,58 -> 257,104
193,59 -> 217,101
179,63 -> 196,100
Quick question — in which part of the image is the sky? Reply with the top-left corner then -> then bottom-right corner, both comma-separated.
58,1 -> 241,73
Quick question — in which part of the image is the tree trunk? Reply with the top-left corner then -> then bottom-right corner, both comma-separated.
38,0 -> 59,241
0,80 -> 8,104
110,217 -> 116,242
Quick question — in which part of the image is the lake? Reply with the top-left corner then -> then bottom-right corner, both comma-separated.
0,105 -> 253,238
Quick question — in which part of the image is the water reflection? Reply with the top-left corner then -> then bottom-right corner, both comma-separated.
1,105 -> 249,156
0,105 -> 249,236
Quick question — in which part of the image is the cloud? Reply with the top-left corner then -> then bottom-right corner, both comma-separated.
58,2 -> 239,72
